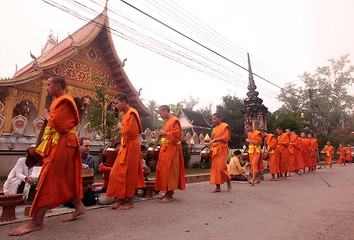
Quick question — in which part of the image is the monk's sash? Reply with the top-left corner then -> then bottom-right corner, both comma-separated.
161,137 -> 171,146
210,142 -> 228,156
267,146 -> 275,154
36,126 -> 76,156
118,136 -> 140,164
248,145 -> 261,154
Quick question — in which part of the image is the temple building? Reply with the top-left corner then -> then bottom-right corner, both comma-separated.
240,53 -> 268,130
178,108 -> 212,136
0,7 -> 150,176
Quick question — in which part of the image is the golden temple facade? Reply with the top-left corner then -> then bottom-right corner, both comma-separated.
0,8 -> 150,137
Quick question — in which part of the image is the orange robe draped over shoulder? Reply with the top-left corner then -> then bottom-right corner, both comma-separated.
265,134 -> 279,175
294,137 -> 304,170
324,145 -> 334,165
30,94 -> 82,216
277,133 -> 290,174
248,130 -> 262,173
210,123 -> 231,184
338,147 -> 346,164
155,116 -> 186,191
288,134 -> 300,172
301,138 -> 311,168
107,107 -> 145,199
308,138 -> 318,167
346,147 -> 353,161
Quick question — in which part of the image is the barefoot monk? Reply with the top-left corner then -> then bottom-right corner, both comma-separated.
107,94 -> 145,210
10,76 -> 86,236
154,105 -> 185,203
209,113 -> 232,192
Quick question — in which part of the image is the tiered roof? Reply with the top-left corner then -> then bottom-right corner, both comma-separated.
0,7 -> 150,117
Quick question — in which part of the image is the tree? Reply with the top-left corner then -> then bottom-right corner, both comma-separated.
198,103 -> 213,126
278,54 -> 354,134
183,96 -> 199,110
169,102 -> 184,117
215,95 -> 245,148
141,99 -> 160,130
86,76 -> 120,147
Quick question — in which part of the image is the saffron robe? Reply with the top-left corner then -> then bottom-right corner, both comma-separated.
346,147 -> 353,162
308,138 -> 318,167
277,133 -> 290,174
324,145 -> 334,165
107,107 -> 145,199
338,147 -> 346,164
248,130 -> 262,173
288,134 -> 299,172
210,123 -> 231,184
155,116 -> 186,191
30,94 -> 83,216
301,138 -> 311,168
265,134 -> 279,175
98,163 -> 112,189
295,137 -> 304,170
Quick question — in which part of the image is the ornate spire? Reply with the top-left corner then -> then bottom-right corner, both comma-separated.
241,53 -> 268,130
246,52 -> 260,100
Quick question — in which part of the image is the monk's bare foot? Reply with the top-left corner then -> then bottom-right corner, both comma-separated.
274,178 -> 280,181
9,222 -> 43,236
159,196 -> 173,203
210,188 -> 221,193
62,207 -> 87,222
110,199 -> 125,209
227,181 -> 232,191
117,202 -> 134,210
269,178 -> 275,181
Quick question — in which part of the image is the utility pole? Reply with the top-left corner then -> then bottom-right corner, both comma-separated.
308,89 -> 315,132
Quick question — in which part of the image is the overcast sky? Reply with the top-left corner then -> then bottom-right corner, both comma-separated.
1,0 -> 354,112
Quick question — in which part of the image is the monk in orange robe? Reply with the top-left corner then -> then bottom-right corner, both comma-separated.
294,132 -> 304,173
209,113 -> 232,192
308,133 -> 318,173
300,132 -> 311,173
10,76 -> 86,236
337,144 -> 346,165
154,105 -> 185,203
261,130 -> 279,181
286,129 -> 298,174
107,94 -> 145,210
323,141 -> 334,168
245,122 -> 262,184
346,144 -> 353,164
276,127 -> 290,179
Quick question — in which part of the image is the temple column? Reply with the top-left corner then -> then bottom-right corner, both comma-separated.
3,88 -> 18,133
37,78 -> 48,118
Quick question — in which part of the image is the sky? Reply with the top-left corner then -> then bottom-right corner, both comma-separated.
1,0 -> 354,113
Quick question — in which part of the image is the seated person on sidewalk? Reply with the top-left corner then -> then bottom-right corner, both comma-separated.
3,154 -> 41,203
80,137 -> 95,170
141,145 -> 151,180
227,150 -> 247,181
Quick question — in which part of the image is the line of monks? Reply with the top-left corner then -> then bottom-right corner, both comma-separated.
8,76 -> 353,236
242,124 -> 353,184
209,118 -> 353,189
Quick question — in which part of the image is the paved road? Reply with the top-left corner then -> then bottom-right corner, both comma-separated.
2,165 -> 354,240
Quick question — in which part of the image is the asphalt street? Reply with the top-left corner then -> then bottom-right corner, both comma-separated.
2,164 -> 354,240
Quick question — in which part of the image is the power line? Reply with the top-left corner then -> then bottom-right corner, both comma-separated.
41,0 -> 288,101
119,0 -> 295,93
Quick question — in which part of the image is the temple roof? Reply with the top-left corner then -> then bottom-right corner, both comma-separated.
179,108 -> 211,128
0,7 -> 151,117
